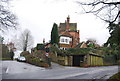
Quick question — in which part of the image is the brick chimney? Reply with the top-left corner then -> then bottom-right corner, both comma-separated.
66,15 -> 70,31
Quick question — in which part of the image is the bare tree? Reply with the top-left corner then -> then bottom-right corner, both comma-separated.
76,0 -> 120,24
0,0 -> 17,32
18,29 -> 34,51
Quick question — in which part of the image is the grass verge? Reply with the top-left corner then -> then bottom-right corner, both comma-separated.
107,72 -> 120,81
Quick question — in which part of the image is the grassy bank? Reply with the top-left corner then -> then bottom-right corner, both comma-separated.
107,72 -> 120,81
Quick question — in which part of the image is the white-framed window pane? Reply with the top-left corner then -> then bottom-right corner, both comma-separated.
65,39 -> 68,43
61,38 -> 64,42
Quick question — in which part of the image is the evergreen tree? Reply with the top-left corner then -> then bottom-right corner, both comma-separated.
105,23 -> 120,47
51,23 -> 59,45
104,23 -> 120,63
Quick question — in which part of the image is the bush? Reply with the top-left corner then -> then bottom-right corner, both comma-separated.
117,60 -> 120,65
1,58 -> 12,60
21,51 -> 49,67
21,51 -> 30,56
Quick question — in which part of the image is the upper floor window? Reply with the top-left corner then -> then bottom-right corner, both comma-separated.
61,38 -> 64,42
65,39 -> 68,43
60,36 -> 70,44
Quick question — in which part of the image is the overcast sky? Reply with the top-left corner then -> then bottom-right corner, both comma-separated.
4,0 -> 110,47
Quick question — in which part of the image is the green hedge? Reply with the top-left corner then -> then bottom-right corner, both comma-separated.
0,58 -> 12,60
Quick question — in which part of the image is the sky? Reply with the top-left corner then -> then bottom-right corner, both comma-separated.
4,0 -> 110,47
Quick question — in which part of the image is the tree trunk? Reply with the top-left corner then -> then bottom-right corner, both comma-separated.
23,33 -> 28,51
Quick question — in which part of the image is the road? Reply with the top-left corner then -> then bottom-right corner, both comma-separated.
2,61 -> 119,80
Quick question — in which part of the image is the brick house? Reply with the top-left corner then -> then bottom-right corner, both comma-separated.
7,42 -> 16,52
75,41 -> 101,48
58,16 -> 80,49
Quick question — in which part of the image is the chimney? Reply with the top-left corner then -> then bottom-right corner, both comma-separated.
67,15 -> 70,23
66,15 -> 70,31
43,38 -> 45,44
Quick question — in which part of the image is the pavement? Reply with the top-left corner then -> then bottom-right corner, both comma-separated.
2,60 -> 119,80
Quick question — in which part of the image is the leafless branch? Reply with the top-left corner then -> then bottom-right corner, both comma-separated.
0,0 -> 17,32
76,0 -> 120,23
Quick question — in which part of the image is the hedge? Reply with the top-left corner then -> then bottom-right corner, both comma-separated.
21,51 -> 49,67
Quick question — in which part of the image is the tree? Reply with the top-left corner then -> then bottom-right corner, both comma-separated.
18,29 -> 34,51
103,23 -> 120,63
77,0 -> 120,63
76,0 -> 120,24
51,23 -> 59,45
0,0 -> 17,32
105,23 -> 120,47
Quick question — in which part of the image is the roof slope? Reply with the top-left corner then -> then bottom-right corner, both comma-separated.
59,23 -> 77,31
60,32 -> 72,37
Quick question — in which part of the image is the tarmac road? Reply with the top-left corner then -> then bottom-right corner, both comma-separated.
2,61 -> 119,80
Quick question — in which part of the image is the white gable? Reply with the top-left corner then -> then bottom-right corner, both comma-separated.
59,36 -> 72,44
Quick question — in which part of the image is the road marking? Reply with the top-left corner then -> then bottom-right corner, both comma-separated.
5,67 -> 9,73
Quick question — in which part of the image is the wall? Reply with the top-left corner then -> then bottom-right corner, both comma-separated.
50,51 -> 103,67
69,31 -> 79,47
50,52 -> 58,63
1,44 -> 10,58
50,52 -> 72,66
87,54 -> 103,66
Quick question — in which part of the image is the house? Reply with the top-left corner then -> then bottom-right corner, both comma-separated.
75,41 -> 101,48
7,42 -> 16,52
59,32 -> 73,49
58,16 -> 80,49
75,42 -> 88,48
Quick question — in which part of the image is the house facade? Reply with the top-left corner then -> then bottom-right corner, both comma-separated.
58,16 -> 80,49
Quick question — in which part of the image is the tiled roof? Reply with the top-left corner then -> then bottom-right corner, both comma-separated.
60,32 -> 72,37
59,23 -> 77,31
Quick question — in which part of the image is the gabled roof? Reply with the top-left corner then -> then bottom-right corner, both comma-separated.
75,43 -> 82,48
75,42 -> 87,48
60,32 -> 72,37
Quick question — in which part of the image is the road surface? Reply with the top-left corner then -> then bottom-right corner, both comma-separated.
2,61 -> 119,80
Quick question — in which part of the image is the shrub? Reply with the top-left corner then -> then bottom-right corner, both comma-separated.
21,51 -> 30,56
21,51 -> 49,67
